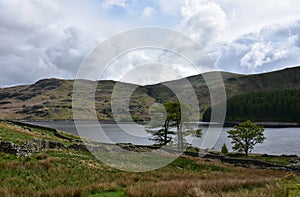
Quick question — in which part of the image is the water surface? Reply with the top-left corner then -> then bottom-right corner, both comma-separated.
27,121 -> 300,156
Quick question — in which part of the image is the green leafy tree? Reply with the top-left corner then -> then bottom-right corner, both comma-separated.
221,143 -> 228,155
227,120 -> 266,157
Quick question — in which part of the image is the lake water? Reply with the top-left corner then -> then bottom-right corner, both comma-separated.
27,121 -> 300,156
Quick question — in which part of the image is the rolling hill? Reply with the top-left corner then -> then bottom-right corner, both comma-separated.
0,66 -> 299,121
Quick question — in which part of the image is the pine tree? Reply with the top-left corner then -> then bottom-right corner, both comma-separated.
221,143 -> 228,155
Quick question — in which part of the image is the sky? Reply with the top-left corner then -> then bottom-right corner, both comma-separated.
1,0 -> 300,87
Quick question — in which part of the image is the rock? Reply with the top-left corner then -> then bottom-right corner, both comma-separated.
288,163 -> 300,168
68,143 -> 89,151
0,141 -> 18,155
48,141 -> 65,149
289,157 -> 300,164
0,139 -> 66,157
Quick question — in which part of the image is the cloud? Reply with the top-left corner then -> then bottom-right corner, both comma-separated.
101,0 -> 127,9
179,0 -> 228,48
45,26 -> 99,74
0,0 -> 62,32
0,0 -> 99,87
216,21 -> 300,73
142,6 -> 155,18
240,42 -> 289,70
0,25 -> 98,87
157,0 -> 182,16
1,0 -> 300,87
101,49 -> 200,85
212,0 -> 300,40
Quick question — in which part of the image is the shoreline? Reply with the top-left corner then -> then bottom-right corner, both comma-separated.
223,121 -> 300,128
2,120 -> 300,157
15,119 -> 300,128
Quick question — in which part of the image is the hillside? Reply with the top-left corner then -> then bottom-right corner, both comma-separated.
203,89 -> 300,122
0,66 -> 299,121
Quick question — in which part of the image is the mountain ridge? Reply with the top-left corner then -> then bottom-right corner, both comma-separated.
0,66 -> 299,120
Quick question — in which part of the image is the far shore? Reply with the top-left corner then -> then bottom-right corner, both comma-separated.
16,119 -> 300,128
223,121 -> 300,128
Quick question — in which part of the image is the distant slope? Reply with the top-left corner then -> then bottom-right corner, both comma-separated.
203,89 -> 300,122
0,66 -> 299,120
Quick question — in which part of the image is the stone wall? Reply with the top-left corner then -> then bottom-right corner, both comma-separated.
0,139 -> 65,157
203,154 -> 300,172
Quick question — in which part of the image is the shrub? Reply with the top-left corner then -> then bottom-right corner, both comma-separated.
221,143 -> 228,155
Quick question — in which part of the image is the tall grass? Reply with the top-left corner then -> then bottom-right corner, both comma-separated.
0,150 -> 297,197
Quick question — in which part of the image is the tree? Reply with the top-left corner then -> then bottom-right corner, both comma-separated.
146,103 -> 173,146
146,101 -> 201,149
221,143 -> 228,155
211,89 -> 300,122
227,120 -> 266,157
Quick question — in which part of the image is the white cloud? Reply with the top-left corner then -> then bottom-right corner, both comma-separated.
179,0 -> 228,47
101,49 -> 200,85
0,0 -> 62,31
213,0 -> 300,40
142,6 -> 155,18
240,42 -> 289,70
157,0 -> 182,16
1,0 -> 300,87
216,21 -> 300,73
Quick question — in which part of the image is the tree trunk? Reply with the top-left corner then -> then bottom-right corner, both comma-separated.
179,122 -> 183,150
164,120 -> 169,145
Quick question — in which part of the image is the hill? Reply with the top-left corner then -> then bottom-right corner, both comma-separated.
0,66 -> 299,121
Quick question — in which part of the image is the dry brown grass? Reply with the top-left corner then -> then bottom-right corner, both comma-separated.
126,177 -> 284,197
125,157 -> 287,197
4,123 -> 35,136
36,153 -> 49,160
1,158 -> 52,172
0,149 -> 296,197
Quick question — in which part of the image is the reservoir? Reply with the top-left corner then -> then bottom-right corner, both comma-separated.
27,121 -> 300,156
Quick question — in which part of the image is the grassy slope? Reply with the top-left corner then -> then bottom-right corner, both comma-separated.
0,121 -> 80,146
0,122 -> 300,196
0,66 -> 299,120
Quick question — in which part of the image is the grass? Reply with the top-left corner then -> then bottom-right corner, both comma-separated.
0,122 -> 33,144
0,121 -> 81,146
225,152 -> 298,166
253,155 -> 297,166
170,157 -> 228,172
0,149 -> 298,197
57,130 -> 82,141
0,122 -> 299,196
88,191 -> 128,197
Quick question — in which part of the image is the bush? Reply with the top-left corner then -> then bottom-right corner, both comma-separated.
221,143 -> 228,155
